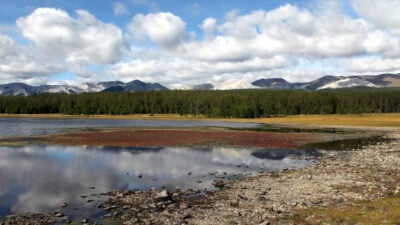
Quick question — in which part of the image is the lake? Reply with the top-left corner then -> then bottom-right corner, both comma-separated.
0,145 -> 320,220
0,118 -> 321,222
0,117 -> 260,139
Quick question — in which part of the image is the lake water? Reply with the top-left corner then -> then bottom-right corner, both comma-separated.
0,145 -> 319,220
0,117 -> 322,222
0,117 -> 260,139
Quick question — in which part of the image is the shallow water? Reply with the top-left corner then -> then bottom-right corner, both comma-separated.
0,118 -> 260,139
0,145 -> 317,220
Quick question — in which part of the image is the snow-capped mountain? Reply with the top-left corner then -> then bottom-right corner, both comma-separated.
214,79 -> 259,90
317,78 -> 378,90
0,80 -> 168,96
1,73 -> 400,96
252,73 -> 400,90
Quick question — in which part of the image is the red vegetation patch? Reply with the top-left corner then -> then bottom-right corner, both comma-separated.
48,129 -> 316,148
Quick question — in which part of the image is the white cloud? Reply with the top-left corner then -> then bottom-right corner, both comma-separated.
351,0 -> 400,34
113,2 -> 129,16
128,12 -> 187,49
108,4 -> 400,86
0,34 -> 16,58
200,18 -> 217,37
2,1 -> 400,87
0,33 -> 63,84
344,57 -> 400,74
16,8 -> 127,65
107,55 -> 290,87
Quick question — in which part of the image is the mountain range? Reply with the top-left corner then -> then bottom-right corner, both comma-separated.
1,73 -> 400,96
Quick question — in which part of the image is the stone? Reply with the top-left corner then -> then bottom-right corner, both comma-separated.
230,201 -> 239,207
54,212 -> 64,217
212,180 -> 225,189
157,189 -> 170,201
178,202 -> 190,209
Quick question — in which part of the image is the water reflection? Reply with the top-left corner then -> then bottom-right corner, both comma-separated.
0,145 -> 315,219
252,149 -> 322,160
0,118 -> 259,138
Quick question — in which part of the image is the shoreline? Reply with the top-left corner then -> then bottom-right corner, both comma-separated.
2,113 -> 400,128
2,128 -> 398,224
0,120 -> 399,224
94,130 -> 400,224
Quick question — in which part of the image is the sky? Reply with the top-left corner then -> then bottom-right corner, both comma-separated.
0,0 -> 400,88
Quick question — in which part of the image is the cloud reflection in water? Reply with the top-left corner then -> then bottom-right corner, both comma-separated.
0,145 -> 314,218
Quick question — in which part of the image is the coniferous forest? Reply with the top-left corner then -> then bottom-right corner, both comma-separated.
1,89 -> 400,118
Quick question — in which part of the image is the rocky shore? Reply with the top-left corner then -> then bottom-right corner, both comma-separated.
1,129 -> 399,225
95,131 -> 399,225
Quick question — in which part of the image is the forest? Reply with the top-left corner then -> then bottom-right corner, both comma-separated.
1,89 -> 400,118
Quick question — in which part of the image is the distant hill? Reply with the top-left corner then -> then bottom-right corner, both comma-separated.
0,80 -> 168,96
252,73 -> 400,90
1,73 -> 400,96
251,78 -> 292,89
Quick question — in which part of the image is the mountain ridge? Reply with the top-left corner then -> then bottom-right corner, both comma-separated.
1,73 -> 400,96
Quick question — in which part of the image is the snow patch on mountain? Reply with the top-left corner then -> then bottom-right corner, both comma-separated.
214,80 -> 259,90
318,78 -> 378,89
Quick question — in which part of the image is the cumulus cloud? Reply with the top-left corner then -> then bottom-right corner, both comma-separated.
2,1 -> 400,86
180,4 -> 400,62
113,2 -> 129,16
351,0 -> 400,34
112,3 -> 400,86
0,33 -> 63,84
200,18 -> 217,38
128,12 -> 187,49
0,8 -> 129,84
107,55 -> 291,87
17,8 -> 127,65
344,57 -> 400,74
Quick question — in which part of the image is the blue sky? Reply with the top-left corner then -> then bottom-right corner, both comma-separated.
0,0 -> 400,89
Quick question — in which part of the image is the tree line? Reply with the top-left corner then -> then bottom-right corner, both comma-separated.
1,89 -> 400,118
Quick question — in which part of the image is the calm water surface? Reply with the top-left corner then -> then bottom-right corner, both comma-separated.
0,117 -> 260,138
0,145 -> 320,220
0,118 -> 319,222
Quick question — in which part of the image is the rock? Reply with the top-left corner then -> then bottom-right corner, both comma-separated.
259,221 -> 270,225
230,200 -> 239,207
124,218 -> 139,224
54,212 -> 64,217
156,190 -> 170,201
116,193 -> 125,198
183,214 -> 193,220
81,218 -> 88,223
212,180 -> 225,189
103,205 -> 117,211
178,202 -> 190,209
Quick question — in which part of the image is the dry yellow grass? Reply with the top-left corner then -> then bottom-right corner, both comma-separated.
242,114 -> 400,128
1,113 -> 400,128
289,197 -> 400,225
